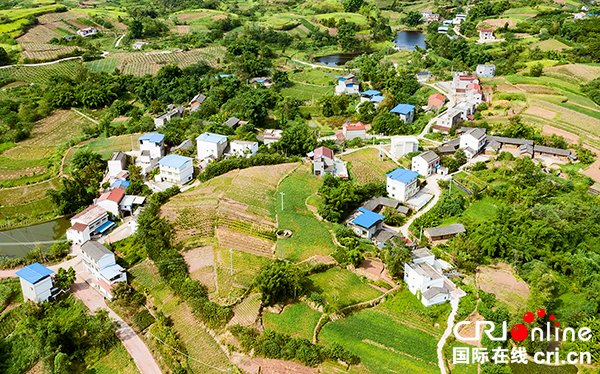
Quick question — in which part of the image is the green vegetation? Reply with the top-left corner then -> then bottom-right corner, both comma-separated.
309,268 -> 382,310
263,302 -> 322,341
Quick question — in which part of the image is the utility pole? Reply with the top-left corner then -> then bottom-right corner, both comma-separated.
280,192 -> 285,211
229,249 -> 233,276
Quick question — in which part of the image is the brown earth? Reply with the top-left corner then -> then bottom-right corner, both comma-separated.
543,124 -> 600,182
524,106 -> 556,120
211,14 -> 227,20
476,263 -> 530,312
253,358 -> 319,374
477,18 -> 515,30
182,246 -> 214,273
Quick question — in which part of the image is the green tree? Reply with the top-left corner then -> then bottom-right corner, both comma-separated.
129,19 -> 143,38
402,11 -> 423,27
382,206 -> 405,226
272,69 -> 290,88
454,148 -> 467,165
149,99 -> 164,114
357,101 -> 376,123
0,47 -> 10,66
383,239 -> 412,278
371,112 -> 402,135
279,122 -> 317,156
530,63 -> 543,77
254,261 -> 305,305
338,21 -> 358,51
343,0 -> 364,12
54,266 -> 76,290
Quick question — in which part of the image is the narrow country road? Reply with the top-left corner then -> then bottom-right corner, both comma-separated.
0,256 -> 163,374
115,34 -> 125,47
398,174 -> 443,238
72,108 -> 99,124
437,298 -> 459,374
292,59 -> 344,70
0,51 -> 109,69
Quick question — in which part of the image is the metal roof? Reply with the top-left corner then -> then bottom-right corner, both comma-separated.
390,103 -> 416,115
81,241 -> 113,262
158,154 -> 193,169
386,168 -> 419,183
416,151 -> 440,163
138,133 -> 165,143
361,90 -> 381,96
352,208 -> 385,229
196,132 -> 228,144
110,151 -> 126,162
425,223 -> 466,237
225,117 -> 240,127
15,262 -> 53,284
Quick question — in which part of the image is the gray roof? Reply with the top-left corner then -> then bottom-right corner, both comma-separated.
520,144 -> 533,154
487,135 -> 534,146
411,248 -> 434,259
486,140 -> 500,149
466,127 -> 486,140
81,241 -> 112,262
225,117 -> 240,127
445,138 -> 460,147
534,145 -> 575,158
373,229 -> 398,243
417,150 -> 440,163
141,150 -> 150,156
456,127 -> 476,135
438,145 -> 457,153
362,196 -> 399,211
170,139 -> 193,152
397,205 -> 409,214
191,93 -> 206,104
422,286 -> 449,299
425,223 -> 466,238
110,151 -> 126,162
464,147 -> 476,155
410,261 -> 443,280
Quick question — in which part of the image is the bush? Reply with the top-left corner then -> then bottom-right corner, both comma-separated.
132,310 -> 156,332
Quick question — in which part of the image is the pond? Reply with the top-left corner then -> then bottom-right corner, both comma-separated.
394,31 -> 427,51
312,52 -> 363,66
0,217 -> 71,259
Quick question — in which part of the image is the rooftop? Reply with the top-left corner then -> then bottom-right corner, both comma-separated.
425,223 -> 466,237
110,151 -> 126,162
158,154 -> 193,169
72,205 -> 107,224
416,150 -> 440,163
81,241 -> 112,262
465,127 -> 487,140
225,117 -> 240,127
191,93 -> 206,104
480,29 -> 493,32
362,196 -> 399,211
534,145 -> 575,158
15,262 -> 53,284
410,261 -> 443,280
390,103 -> 416,115
487,135 -> 534,146
138,133 -> 165,144
352,208 -> 385,229
314,146 -> 334,160
70,222 -> 87,232
98,188 -> 125,203
344,122 -> 366,131
361,90 -> 381,96
411,248 -> 434,259
386,168 -> 419,183
196,132 -> 228,144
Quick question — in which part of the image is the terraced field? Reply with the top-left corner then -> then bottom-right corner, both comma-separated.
340,148 -> 398,184
20,42 -> 79,60
309,268 -> 382,310
228,293 -> 261,326
263,302 -> 322,341
0,59 -> 80,86
129,260 -> 162,290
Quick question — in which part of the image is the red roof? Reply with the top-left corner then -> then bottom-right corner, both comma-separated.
70,222 -> 88,232
480,29 -> 493,33
428,94 -> 446,108
344,122 -> 366,131
459,75 -> 477,81
467,83 -> 481,90
98,279 -> 115,295
456,88 -> 466,93
467,114 -> 475,120
98,188 -> 125,203
433,124 -> 451,131
314,146 -> 333,160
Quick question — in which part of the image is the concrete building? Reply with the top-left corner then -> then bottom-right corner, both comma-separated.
132,41 -> 148,49
534,145 -> 577,161
404,248 -> 461,306
438,26 -> 449,33
424,223 -> 466,241
433,110 -> 462,133
459,127 -> 487,158
476,64 -> 496,78
107,151 -> 127,178
138,133 -> 166,160
347,208 -> 385,239
390,104 -> 415,124
230,140 -> 259,158
196,132 -> 228,162
15,263 -> 56,303
479,29 -> 495,40
428,93 -> 446,111
96,188 -> 126,217
386,168 -> 420,202
80,241 -> 127,299
225,117 -> 241,128
343,122 -> 367,140
77,27 -> 97,37
157,154 -> 194,185
66,205 -> 112,245
312,146 -> 334,176
154,106 -> 183,128
335,74 -> 360,95
391,136 -> 419,158
412,151 -> 441,177
263,129 -> 283,147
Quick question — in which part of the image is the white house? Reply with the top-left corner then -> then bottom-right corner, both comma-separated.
96,188 -> 126,217
335,74 -> 360,95
132,41 -> 148,50
190,93 -> 206,112
438,26 -> 448,34
391,136 -> 419,158
120,195 -> 146,215
404,248 -> 461,307
80,241 -> 127,299
454,102 -> 477,120
412,151 -> 440,177
66,205 -> 113,245
108,151 -> 127,178
77,27 -> 97,37
138,133 -> 165,160
476,64 -> 496,78
157,154 -> 194,185
390,104 -> 415,124
479,29 -> 495,40
154,106 -> 183,128
343,122 -> 366,140
347,208 -> 385,239
433,110 -> 462,133
459,127 -> 487,159
263,129 -> 283,147
196,132 -> 228,162
15,262 -> 56,303
230,140 -> 258,158
386,168 -> 420,202
453,72 -> 479,90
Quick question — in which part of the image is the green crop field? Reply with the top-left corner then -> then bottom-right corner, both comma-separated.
86,58 -> 119,73
78,134 -> 139,158
340,148 -> 398,184
314,12 -> 368,25
215,246 -> 270,289
448,342 -> 478,374
275,164 -> 339,262
309,268 -> 382,309
320,307 -> 440,374
0,60 -> 80,85
290,69 -> 335,86
280,83 -> 333,101
263,302 -> 322,341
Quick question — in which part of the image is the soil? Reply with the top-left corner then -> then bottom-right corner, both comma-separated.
543,125 -> 600,182
182,246 -> 215,273
477,18 -> 516,30
252,358 -> 319,374
476,263 -> 530,311
211,14 -> 227,21
454,311 -> 485,347
524,106 -> 556,120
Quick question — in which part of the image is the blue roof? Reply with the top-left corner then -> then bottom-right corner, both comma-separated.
443,20 -> 453,24
196,132 -> 228,144
138,133 -> 165,144
390,104 -> 415,115
352,208 -> 385,229
361,90 -> 381,96
15,262 -> 53,284
95,221 -> 115,234
158,154 -> 193,169
438,27 -> 449,31
386,168 -> 419,183
370,95 -> 385,103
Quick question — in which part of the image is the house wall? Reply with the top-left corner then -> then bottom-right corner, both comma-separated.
20,276 -> 53,303
391,139 -> 418,157
96,200 -> 120,217
422,292 -> 450,307
197,139 -> 227,160
66,227 -> 90,245
387,177 -> 419,202
231,143 -> 258,158
397,111 -> 414,124
107,159 -> 126,178
140,141 -> 165,159
159,160 -> 194,185
344,129 -> 366,141
71,213 -> 108,233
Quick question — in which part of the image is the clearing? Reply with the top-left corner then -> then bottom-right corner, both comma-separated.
262,302 -> 322,341
476,263 -> 530,313
340,147 -> 398,184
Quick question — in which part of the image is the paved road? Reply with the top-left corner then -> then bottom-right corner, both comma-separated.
72,108 -> 99,124
437,298 -> 459,374
398,174 -> 443,238
115,34 -> 125,47
0,255 -> 81,278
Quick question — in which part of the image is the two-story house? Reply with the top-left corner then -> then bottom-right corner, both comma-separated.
196,132 -> 228,163
189,93 -> 206,112
404,248 -> 454,306
390,104 -> 416,124
347,208 -> 385,239
154,106 -> 184,128
80,241 -> 127,299
138,133 -> 166,161
157,154 -> 194,185
66,205 -> 112,245
107,151 -> 127,178
391,136 -> 419,158
476,64 -> 496,78
411,151 -> 441,177
263,129 -> 283,147
335,74 -> 360,95
230,140 -> 259,158
96,188 -> 126,217
15,262 -> 57,303
459,127 -> 487,159
342,122 -> 366,140
386,168 -> 420,202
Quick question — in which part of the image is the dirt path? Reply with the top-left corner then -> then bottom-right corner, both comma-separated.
71,108 -> 99,125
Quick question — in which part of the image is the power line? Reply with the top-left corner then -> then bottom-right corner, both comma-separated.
148,331 -> 230,373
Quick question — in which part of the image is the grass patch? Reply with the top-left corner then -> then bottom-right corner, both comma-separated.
275,164 -> 339,262
340,148 -> 398,184
447,341 -> 478,374
280,83 -> 333,100
86,58 -> 119,73
78,134 -> 139,159
84,342 -> 140,374
309,268 -> 382,310
263,302 -> 321,341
